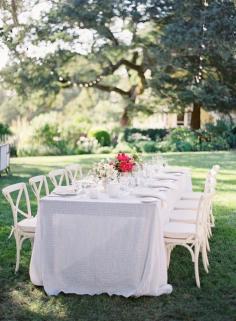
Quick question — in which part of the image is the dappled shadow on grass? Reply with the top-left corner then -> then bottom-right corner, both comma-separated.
0,152 -> 236,321
0,203 -> 235,321
165,151 -> 236,171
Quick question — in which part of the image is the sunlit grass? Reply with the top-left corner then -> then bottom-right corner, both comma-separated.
0,151 -> 236,321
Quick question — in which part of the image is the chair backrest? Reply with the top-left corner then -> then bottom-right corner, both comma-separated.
48,168 -> 69,187
29,175 -> 49,205
2,182 -> 32,227
65,164 -> 83,184
204,171 -> 217,193
196,192 -> 214,236
212,164 -> 220,174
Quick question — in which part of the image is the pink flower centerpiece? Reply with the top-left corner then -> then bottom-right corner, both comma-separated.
112,153 -> 136,173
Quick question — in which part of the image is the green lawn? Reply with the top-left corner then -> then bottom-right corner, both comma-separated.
0,151 -> 236,321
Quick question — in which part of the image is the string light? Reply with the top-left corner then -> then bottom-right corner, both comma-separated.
57,73 -> 105,89
195,0 -> 208,85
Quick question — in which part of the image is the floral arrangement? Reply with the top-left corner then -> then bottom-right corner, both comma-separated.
93,153 -> 140,181
112,153 -> 136,173
92,160 -> 118,180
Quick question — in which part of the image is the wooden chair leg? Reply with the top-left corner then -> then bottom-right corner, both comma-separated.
15,235 -> 21,273
194,243 -> 201,288
201,244 -> 209,273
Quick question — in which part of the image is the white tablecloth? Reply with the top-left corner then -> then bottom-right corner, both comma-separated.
30,168 -> 192,297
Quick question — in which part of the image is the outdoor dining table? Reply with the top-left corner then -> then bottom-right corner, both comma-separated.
30,169 -> 192,297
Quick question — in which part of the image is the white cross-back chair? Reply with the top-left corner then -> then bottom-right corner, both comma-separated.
48,168 -> 69,187
65,164 -> 83,184
164,193 -> 214,288
2,183 -> 36,272
177,166 -> 219,230
29,175 -> 49,207
180,169 -> 217,202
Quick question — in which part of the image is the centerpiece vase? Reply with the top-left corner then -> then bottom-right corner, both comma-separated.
101,177 -> 109,192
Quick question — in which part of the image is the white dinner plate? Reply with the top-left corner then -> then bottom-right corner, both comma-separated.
140,197 -> 158,203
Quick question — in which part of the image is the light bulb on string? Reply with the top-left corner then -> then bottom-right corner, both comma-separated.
79,84 -> 83,88
59,76 -> 63,81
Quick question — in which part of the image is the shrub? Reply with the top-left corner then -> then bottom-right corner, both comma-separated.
203,120 -> 236,149
113,142 -> 136,154
96,146 -> 113,154
200,137 -> 230,151
33,123 -> 68,155
163,128 -> 199,152
76,136 -> 100,154
0,123 -> 12,139
88,129 -> 111,146
124,128 -> 168,142
134,141 -> 159,153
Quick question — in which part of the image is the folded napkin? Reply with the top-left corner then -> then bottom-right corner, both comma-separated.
53,186 -> 77,195
152,174 -> 178,181
163,167 -> 188,174
146,180 -> 177,189
133,188 -> 167,207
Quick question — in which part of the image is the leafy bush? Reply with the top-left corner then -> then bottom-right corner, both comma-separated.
0,123 -> 12,138
163,128 -> 199,152
134,141 -> 159,153
88,129 -> 111,146
60,115 -> 91,151
200,137 -> 230,151
76,136 -> 100,154
202,120 -> 236,149
124,128 -> 168,142
113,142 -> 136,154
96,146 -> 113,154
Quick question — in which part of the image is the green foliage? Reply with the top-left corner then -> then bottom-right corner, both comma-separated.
136,141 -> 159,153
0,123 -> 11,137
96,146 -> 113,154
88,129 -> 111,147
124,128 -> 168,142
161,128 -> 199,152
152,0 -> 236,116
76,136 -> 100,155
113,142 -> 136,154
200,137 -> 230,151
198,120 -> 235,150
1,152 -> 236,321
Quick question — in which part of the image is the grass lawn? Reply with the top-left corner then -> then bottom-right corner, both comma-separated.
0,151 -> 236,321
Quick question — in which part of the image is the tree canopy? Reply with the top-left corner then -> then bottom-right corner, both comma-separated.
0,0 -> 235,128
151,0 -> 236,127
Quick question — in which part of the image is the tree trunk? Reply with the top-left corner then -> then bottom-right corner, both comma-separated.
190,103 -> 201,129
120,106 -> 130,127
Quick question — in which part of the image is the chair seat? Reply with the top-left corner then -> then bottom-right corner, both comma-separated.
174,199 -> 199,210
164,222 -> 196,239
17,217 -> 37,233
170,210 -> 197,224
181,192 -> 202,200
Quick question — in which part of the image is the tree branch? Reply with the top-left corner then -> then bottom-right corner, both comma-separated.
92,83 -> 130,96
